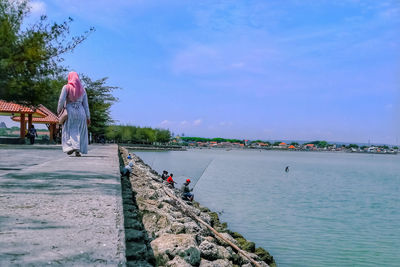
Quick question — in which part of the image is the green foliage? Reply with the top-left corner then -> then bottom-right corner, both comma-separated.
0,0 -> 94,107
347,144 -> 359,149
305,140 -> 329,148
0,128 -> 7,135
255,247 -> 275,266
318,141 -> 328,147
290,142 -> 299,146
155,129 -> 171,143
273,141 -> 281,146
81,75 -> 118,140
394,146 -> 398,149
180,136 -> 244,143
105,125 -> 171,144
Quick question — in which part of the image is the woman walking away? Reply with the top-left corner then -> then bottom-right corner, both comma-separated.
57,72 -> 91,157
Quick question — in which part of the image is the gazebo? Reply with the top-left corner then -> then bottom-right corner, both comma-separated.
11,104 -> 59,141
0,100 -> 55,140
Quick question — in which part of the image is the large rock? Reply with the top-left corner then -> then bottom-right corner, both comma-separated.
150,233 -> 201,266
199,259 -> 232,267
199,240 -> 232,261
166,256 -> 192,267
199,240 -> 219,260
142,212 -> 170,237
217,245 -> 232,260
199,212 -> 212,225
170,222 -> 185,234
216,232 -> 238,246
184,221 -> 201,234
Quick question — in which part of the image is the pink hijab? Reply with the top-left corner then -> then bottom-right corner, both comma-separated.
66,72 -> 84,102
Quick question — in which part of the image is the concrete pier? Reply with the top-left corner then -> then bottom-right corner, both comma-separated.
0,144 -> 125,266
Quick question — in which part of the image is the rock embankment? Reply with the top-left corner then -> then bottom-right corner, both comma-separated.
119,146 -> 276,267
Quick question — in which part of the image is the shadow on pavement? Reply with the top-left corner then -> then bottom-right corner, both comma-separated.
1,171 -> 120,197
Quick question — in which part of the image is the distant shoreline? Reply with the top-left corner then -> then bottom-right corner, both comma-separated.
128,144 -> 398,155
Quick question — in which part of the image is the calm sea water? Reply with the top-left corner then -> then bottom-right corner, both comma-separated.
133,149 -> 400,267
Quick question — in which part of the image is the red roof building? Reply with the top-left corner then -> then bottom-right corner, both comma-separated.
0,100 -> 48,140
11,105 -> 59,141
12,105 -> 58,124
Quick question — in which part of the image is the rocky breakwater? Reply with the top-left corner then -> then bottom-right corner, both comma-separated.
120,146 -> 276,267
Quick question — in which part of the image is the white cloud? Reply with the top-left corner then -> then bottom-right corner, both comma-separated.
193,119 -> 202,126
160,120 -> 171,126
29,1 -> 46,15
180,120 -> 188,125
219,121 -> 233,126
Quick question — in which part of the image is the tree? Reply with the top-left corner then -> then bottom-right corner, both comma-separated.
317,141 -> 328,148
394,146 -> 398,150
273,141 -> 281,146
155,129 -> 171,143
0,0 -> 94,107
105,125 -> 119,142
105,125 -> 171,144
144,127 -> 156,143
134,127 -> 147,143
290,142 -> 299,146
81,75 -> 118,141
347,144 -> 359,149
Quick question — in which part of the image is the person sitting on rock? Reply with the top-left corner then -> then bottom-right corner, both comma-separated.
127,153 -> 132,160
181,179 -> 194,201
166,173 -> 176,188
161,170 -> 168,181
121,161 -> 134,178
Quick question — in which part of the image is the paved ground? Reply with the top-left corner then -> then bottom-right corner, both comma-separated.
0,144 -> 125,266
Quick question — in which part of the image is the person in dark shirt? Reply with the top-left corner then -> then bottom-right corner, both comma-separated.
181,179 -> 194,201
161,170 -> 168,181
28,125 -> 38,145
121,161 -> 134,178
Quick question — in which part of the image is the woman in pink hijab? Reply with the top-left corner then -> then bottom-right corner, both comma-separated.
57,72 -> 91,156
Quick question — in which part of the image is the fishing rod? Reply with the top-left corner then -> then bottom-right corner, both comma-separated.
148,155 -> 156,169
192,159 -> 214,188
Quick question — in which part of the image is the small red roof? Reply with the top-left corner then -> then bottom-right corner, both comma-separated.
288,145 -> 296,149
305,144 -> 315,147
279,142 -> 287,145
12,104 -> 58,124
0,100 -> 46,117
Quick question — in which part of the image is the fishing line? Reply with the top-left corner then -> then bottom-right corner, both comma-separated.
192,159 -> 214,188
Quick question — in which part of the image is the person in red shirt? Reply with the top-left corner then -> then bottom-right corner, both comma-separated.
166,173 -> 175,188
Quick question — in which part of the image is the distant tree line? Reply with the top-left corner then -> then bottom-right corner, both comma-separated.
180,137 -> 244,143
105,125 -> 171,144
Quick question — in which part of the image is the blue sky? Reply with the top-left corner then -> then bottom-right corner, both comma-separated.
4,0 -> 399,144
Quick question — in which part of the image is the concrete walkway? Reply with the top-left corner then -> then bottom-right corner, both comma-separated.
0,144 -> 125,266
